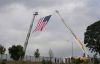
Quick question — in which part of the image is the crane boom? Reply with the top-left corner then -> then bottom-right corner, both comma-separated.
55,10 -> 87,56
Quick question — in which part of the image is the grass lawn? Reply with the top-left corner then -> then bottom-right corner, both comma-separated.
0,60 -> 99,64
0,61 -> 43,64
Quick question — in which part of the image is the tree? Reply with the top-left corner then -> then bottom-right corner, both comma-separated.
84,20 -> 100,55
8,45 -> 24,61
0,44 -> 6,54
34,48 -> 40,62
48,49 -> 53,61
0,44 -> 6,59
34,49 -> 40,58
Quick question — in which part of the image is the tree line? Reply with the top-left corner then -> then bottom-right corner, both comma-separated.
0,44 -> 40,61
0,44 -> 54,61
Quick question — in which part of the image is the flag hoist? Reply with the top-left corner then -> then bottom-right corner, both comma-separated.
55,10 -> 87,57
23,12 -> 38,56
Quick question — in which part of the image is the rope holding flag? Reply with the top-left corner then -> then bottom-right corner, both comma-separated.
33,15 -> 52,32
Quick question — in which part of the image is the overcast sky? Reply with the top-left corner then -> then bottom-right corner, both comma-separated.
0,0 -> 100,57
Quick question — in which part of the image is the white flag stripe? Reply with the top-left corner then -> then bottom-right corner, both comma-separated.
33,15 -> 51,32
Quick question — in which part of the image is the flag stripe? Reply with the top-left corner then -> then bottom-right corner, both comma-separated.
34,18 -> 44,31
38,18 -> 44,31
33,15 -> 51,32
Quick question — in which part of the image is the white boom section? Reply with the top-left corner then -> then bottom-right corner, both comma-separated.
24,12 -> 38,55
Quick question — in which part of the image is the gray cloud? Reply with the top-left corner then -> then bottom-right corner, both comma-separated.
0,0 -> 100,57
0,0 -> 71,8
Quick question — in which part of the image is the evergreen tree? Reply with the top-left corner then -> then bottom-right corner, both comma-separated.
34,48 -> 40,62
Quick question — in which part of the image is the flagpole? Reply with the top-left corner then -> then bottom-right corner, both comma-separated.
55,10 -> 87,57
23,12 -> 38,56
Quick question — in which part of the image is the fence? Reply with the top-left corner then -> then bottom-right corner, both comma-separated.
0,54 -> 100,64
0,54 -> 63,63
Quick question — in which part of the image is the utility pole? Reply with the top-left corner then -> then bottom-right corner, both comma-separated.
23,12 -> 38,56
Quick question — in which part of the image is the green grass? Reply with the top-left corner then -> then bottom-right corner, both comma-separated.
0,61 -> 36,64
0,61 -> 99,64
0,61 -> 62,64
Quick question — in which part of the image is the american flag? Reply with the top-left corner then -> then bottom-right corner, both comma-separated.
33,15 -> 52,32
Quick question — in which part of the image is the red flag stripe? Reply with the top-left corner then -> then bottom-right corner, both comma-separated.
33,18 -> 44,31
33,15 -> 51,32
